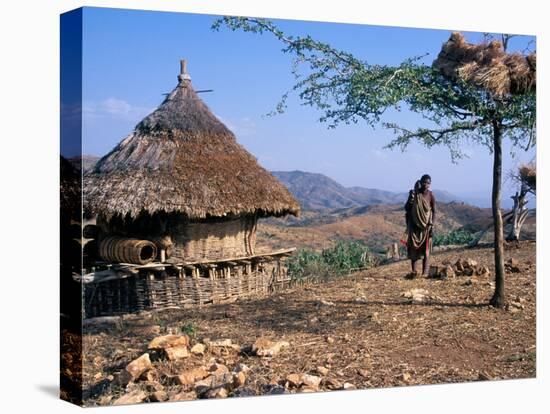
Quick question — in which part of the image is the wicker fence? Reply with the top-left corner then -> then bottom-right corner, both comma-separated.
84,254 -> 291,318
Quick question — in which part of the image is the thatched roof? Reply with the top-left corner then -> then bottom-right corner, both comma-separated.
84,60 -> 300,220
433,32 -> 536,97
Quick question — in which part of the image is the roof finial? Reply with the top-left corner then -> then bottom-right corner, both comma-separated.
178,59 -> 191,84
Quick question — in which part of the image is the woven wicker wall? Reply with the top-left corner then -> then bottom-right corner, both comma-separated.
170,215 -> 257,261
96,213 -> 257,262
84,258 -> 290,318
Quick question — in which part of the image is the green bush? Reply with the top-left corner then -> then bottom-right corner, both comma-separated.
182,322 -> 198,338
433,229 -> 476,246
287,240 -> 377,282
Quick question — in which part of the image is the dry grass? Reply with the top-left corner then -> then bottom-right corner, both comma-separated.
433,32 -> 536,97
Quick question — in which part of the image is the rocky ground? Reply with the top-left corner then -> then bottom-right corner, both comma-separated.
77,241 -> 536,406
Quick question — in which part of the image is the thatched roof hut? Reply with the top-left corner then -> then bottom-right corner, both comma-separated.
433,32 -> 536,97
83,60 -> 300,221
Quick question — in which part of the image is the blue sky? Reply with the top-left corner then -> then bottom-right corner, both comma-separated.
79,7 -> 536,207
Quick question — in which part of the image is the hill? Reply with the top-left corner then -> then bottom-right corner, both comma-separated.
271,170 -> 462,211
258,201 -> 535,254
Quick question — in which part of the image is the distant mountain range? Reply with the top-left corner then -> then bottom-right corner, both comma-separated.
71,157 -> 497,209
271,170 -> 463,211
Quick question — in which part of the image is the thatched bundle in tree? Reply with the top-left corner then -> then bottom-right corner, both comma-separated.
433,32 -> 536,97
519,163 -> 536,193
83,60 -> 299,262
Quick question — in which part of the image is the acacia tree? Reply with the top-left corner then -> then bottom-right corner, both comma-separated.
213,17 -> 536,307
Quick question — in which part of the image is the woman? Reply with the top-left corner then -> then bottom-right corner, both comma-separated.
404,174 -> 436,278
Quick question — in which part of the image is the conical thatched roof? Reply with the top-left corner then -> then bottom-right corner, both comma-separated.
433,32 -> 536,97
84,60 -> 300,220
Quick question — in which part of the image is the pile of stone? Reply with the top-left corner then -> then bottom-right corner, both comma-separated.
110,334 -> 295,405
111,334 -> 251,405
429,258 -> 491,280
263,370 -> 356,394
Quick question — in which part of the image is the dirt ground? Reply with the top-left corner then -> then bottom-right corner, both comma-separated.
79,241 -> 536,406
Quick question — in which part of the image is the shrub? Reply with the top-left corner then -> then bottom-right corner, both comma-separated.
182,322 -> 198,338
433,229 -> 476,246
287,240 -> 377,282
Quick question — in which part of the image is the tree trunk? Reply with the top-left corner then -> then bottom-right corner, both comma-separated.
506,190 -> 529,242
490,121 -> 506,308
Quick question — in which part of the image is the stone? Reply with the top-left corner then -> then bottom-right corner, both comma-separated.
265,385 -> 287,395
176,367 -> 210,386
402,288 -> 429,303
402,372 -> 412,382
205,387 -> 229,399
209,362 -> 230,376
462,267 -> 474,276
316,366 -> 329,376
194,377 -> 215,394
98,395 -> 112,405
210,372 -> 235,390
322,377 -> 342,390
478,371 -> 492,381
428,265 -> 439,278
233,387 -> 257,397
140,369 -> 158,383
463,258 -> 478,269
140,381 -> 163,393
113,390 -> 148,406
149,390 -> 168,402
233,371 -> 247,388
342,382 -> 356,390
148,334 -> 190,350
117,353 -> 152,385
355,296 -> 368,304
301,374 -> 321,390
208,339 -> 233,347
234,363 -> 250,373
326,336 -> 335,344
317,299 -> 335,306
440,265 -> 455,278
164,345 -> 190,361
357,368 -> 369,378
252,338 -> 290,357
169,391 -> 197,401
285,373 -> 302,387
190,343 -> 206,355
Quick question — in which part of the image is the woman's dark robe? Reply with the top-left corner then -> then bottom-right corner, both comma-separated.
405,190 -> 436,260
